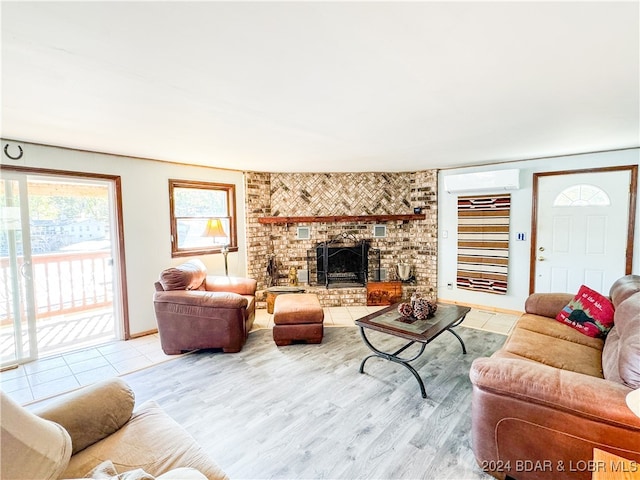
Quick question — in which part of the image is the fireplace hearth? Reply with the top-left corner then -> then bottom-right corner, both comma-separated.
307,233 -> 380,288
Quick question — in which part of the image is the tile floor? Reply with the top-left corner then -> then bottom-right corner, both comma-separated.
0,306 -> 518,406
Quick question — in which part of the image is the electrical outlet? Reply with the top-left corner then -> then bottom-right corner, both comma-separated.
447,282 -> 453,290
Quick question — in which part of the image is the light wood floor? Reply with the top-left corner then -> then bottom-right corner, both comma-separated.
1,307 -> 517,406
123,325 -> 505,480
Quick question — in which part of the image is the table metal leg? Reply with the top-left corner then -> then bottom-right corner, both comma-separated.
446,313 -> 468,354
358,327 -> 429,398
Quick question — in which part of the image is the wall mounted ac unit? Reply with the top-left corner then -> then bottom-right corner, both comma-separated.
443,169 -> 520,194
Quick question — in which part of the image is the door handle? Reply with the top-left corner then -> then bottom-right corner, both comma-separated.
538,256 -> 546,261
20,262 -> 32,279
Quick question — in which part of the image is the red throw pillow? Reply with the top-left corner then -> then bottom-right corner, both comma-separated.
556,285 -> 615,338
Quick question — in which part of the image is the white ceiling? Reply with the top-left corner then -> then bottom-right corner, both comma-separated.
2,1 -> 638,173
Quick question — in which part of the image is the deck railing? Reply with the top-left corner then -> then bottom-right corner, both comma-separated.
0,251 -> 113,323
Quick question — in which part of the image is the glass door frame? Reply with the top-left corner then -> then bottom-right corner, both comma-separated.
0,165 -> 130,365
2,172 -> 38,366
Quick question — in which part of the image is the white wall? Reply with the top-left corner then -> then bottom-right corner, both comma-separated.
1,140 -> 247,336
437,149 -> 640,312
3,141 -> 638,327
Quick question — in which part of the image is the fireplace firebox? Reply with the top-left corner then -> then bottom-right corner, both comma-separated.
307,233 -> 380,288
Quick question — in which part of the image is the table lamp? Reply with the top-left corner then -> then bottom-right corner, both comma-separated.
202,218 -> 229,276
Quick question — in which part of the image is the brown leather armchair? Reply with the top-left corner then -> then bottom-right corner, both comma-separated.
153,259 -> 256,354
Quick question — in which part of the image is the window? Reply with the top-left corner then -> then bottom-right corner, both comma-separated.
169,179 -> 237,257
553,184 -> 610,207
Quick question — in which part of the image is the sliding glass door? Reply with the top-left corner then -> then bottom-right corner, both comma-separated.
0,173 -> 37,365
0,171 -> 122,366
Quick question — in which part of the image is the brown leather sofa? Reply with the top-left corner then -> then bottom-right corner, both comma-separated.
470,275 -> 640,480
153,259 -> 256,354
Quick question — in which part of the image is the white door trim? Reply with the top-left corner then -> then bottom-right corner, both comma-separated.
530,165 -> 638,294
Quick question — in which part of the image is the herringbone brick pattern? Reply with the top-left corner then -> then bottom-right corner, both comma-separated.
270,173 -> 411,216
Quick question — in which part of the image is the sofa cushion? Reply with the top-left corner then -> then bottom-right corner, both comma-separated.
273,294 -> 324,325
555,284 -> 615,338
154,291 -> 248,310
159,260 -> 207,291
0,392 -> 72,480
515,314 -> 605,349
493,314 -> 604,378
602,292 -> 640,388
63,400 -> 228,480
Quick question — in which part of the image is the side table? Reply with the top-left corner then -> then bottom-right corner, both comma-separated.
265,286 -> 306,314
592,449 -> 640,480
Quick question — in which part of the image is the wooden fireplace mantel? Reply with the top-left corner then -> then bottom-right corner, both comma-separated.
258,214 -> 425,225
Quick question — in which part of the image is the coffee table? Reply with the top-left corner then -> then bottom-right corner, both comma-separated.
355,302 -> 471,398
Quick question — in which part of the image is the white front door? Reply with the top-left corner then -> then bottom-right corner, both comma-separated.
534,169 -> 632,294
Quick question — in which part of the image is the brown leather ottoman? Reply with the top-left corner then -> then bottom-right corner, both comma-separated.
273,293 -> 324,346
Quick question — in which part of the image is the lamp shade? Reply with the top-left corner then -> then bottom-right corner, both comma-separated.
627,388 -> 640,418
202,218 -> 227,239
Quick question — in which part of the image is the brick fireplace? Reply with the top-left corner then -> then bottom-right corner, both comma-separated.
244,170 -> 438,307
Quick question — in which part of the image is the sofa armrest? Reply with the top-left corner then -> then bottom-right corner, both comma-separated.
62,400 -> 229,480
470,357 -> 640,429
35,378 -> 135,455
524,292 -> 574,318
154,290 -> 248,309
204,276 -> 257,296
